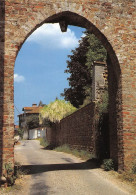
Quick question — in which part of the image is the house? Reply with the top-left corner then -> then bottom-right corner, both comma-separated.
14,124 -> 19,136
18,103 -> 46,140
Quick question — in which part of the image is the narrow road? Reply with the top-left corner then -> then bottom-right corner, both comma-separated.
14,140 -> 130,195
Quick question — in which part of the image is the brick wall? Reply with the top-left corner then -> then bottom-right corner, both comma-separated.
0,0 -> 135,179
46,126 -> 57,147
107,54 -> 119,167
47,103 -> 96,153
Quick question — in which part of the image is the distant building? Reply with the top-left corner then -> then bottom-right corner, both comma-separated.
18,103 -> 46,140
14,125 -> 19,136
18,103 -> 42,129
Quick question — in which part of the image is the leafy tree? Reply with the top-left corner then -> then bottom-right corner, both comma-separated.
26,115 -> 39,129
62,32 -> 107,108
86,34 -> 107,71
61,32 -> 91,107
40,99 -> 77,123
17,128 -> 24,139
38,100 -> 45,107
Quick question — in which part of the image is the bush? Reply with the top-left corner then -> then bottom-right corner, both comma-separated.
4,163 -> 16,186
132,163 -> 136,174
17,128 -> 24,139
39,137 -> 48,148
103,159 -> 114,171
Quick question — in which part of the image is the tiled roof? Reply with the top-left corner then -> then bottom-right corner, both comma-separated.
14,125 -> 19,129
18,104 -> 43,117
22,106 -> 42,114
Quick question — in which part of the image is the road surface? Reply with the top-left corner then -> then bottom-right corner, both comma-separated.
14,140 -> 131,195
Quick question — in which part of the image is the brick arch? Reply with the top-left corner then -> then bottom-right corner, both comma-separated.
0,1 -> 136,180
15,11 -> 122,168
18,11 -> 120,79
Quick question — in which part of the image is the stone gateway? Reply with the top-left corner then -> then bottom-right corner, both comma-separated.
0,0 -> 135,179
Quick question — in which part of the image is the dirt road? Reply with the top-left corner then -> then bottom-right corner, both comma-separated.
13,140 -> 131,195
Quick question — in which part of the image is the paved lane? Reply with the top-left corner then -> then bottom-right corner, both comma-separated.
15,140 -> 130,195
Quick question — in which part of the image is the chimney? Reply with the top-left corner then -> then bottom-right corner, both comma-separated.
32,103 -> 37,107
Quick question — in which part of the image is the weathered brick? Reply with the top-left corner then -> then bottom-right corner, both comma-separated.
0,0 -> 135,180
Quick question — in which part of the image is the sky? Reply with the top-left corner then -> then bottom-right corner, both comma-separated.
14,23 -> 85,124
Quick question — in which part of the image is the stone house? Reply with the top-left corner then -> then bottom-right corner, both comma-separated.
18,103 -> 46,140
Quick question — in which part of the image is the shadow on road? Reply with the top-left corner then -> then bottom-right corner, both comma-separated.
20,159 -> 100,175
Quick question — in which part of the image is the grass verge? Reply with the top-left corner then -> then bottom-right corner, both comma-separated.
54,144 -> 95,160
118,172 -> 136,189
0,162 -> 27,193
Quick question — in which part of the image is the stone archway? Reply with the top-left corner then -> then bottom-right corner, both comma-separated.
0,1 -> 135,179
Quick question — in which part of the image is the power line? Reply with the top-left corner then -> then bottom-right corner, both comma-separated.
14,105 -> 21,115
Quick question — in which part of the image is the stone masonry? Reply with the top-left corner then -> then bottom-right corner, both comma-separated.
0,0 -> 136,180
92,61 -> 107,101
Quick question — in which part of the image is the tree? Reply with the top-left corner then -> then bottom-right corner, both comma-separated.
17,128 -> 24,139
26,115 -> 39,129
61,32 -> 91,107
86,33 -> 107,74
38,100 -> 45,107
39,99 -> 77,123
62,32 -> 107,108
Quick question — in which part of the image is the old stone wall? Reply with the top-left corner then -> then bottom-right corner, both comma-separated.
47,103 -> 96,153
92,61 -> 107,101
0,0 -> 135,178
46,126 -> 57,147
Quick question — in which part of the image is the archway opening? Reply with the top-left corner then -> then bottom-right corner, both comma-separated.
14,11 -> 122,170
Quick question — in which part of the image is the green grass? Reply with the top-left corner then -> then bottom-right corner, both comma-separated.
39,137 -> 49,148
54,144 -> 95,160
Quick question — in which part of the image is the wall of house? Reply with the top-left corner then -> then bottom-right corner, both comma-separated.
29,129 -> 38,140
47,103 -> 96,153
29,129 -> 46,140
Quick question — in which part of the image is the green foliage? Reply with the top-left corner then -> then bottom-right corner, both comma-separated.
40,118 -> 52,127
5,163 -> 13,176
26,115 -> 39,129
17,128 -> 24,139
61,33 -> 91,107
40,99 -> 77,123
86,33 -> 107,72
132,163 -> 136,174
96,89 -> 109,116
62,31 -> 107,108
4,163 -> 16,186
39,137 -> 49,148
54,144 -> 95,160
102,159 -> 114,171
55,144 -> 71,153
